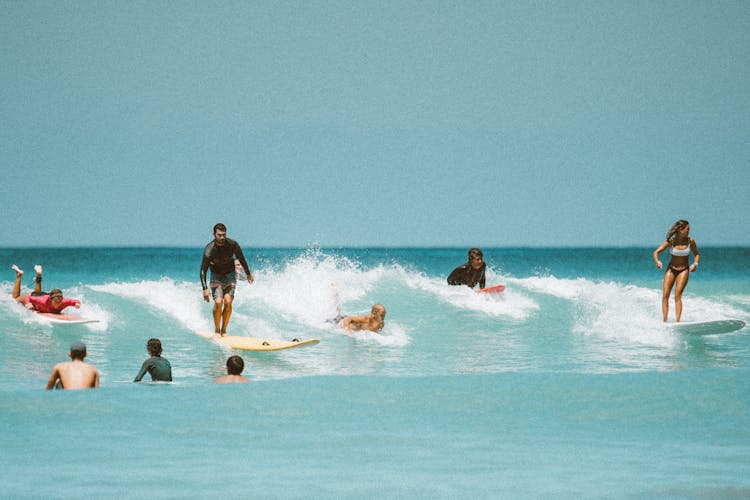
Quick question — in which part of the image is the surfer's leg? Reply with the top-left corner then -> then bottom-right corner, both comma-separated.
661,270 -> 676,322
11,265 -> 24,299
673,270 -> 690,323
220,295 -> 233,334
212,299 -> 223,334
33,265 -> 43,293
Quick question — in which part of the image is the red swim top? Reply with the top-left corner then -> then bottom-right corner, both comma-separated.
25,294 -> 80,314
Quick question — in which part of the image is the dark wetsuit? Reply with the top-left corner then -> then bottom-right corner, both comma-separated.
134,356 -> 172,382
447,262 -> 486,289
199,238 -> 252,291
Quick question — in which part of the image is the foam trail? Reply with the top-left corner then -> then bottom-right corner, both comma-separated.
407,271 -> 539,321
90,279 -> 206,331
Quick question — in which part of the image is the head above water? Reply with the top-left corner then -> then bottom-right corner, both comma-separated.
666,220 -> 690,242
49,289 -> 63,301
70,341 -> 86,360
226,355 -> 245,375
468,248 -> 484,269
147,338 -> 163,357
371,304 -> 386,317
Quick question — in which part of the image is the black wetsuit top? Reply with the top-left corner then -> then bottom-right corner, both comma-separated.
200,238 -> 251,290
447,262 -> 486,289
134,356 -> 172,382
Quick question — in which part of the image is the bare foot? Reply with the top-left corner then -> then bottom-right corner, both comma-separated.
11,264 -> 23,276
34,265 -> 42,276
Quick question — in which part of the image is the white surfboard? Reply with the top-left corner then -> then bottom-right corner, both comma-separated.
194,330 -> 320,351
668,319 -> 745,336
32,311 -> 99,325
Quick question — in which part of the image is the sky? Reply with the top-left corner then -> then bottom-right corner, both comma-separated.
2,1 -> 749,247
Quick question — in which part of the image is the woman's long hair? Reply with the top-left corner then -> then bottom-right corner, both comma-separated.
666,220 -> 689,243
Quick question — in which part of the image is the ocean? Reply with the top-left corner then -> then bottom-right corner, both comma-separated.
1,246 -> 748,498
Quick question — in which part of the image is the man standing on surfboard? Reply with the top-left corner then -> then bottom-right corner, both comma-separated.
10,264 -> 81,314
200,223 -> 254,335
447,248 -> 487,289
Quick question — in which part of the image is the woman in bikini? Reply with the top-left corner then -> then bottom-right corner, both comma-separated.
652,220 -> 701,322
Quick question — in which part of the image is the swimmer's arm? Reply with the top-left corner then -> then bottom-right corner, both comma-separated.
133,361 -> 149,382
653,241 -> 669,268
93,369 -> 99,388
45,365 -> 61,390
342,315 -> 368,335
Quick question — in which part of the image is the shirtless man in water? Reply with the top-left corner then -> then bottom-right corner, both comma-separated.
214,355 -> 250,384
338,304 -> 387,336
46,341 -> 100,390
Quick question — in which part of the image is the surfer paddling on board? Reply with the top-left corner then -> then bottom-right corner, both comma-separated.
447,248 -> 486,289
333,304 -> 387,336
327,283 -> 386,335
652,220 -> 701,322
11,265 -> 81,314
45,341 -> 99,390
200,223 -> 254,335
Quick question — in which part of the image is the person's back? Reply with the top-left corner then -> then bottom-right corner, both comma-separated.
46,342 -> 99,390
134,338 -> 172,382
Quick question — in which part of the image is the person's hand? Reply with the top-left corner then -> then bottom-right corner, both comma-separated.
690,263 -> 698,272
247,274 -> 254,284
74,303 -> 81,309
203,289 -> 211,303
655,260 -> 662,269
25,303 -> 34,310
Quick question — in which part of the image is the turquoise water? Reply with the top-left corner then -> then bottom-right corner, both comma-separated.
1,247 -> 749,498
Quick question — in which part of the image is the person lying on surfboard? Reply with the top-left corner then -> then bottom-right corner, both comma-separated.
335,304 -> 387,336
447,248 -> 486,289
652,219 -> 701,323
11,264 -> 81,314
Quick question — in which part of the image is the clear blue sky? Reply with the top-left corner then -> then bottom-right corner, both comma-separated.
2,1 -> 748,247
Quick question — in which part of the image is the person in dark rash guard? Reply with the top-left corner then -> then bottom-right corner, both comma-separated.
200,223 -> 254,334
447,248 -> 486,289
133,338 -> 172,382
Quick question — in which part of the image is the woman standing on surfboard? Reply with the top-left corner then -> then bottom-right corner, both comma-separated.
652,220 -> 701,322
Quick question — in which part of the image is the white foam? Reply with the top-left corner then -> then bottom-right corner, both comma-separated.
406,271 -> 539,321
90,278 -> 206,331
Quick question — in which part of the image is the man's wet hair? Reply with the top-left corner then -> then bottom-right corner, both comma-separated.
226,355 -> 244,375
213,223 -> 227,234
70,341 -> 86,360
147,338 -> 163,357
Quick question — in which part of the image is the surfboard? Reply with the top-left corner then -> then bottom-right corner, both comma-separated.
668,319 -> 745,336
32,311 -> 99,325
195,330 -> 320,351
476,284 -> 505,294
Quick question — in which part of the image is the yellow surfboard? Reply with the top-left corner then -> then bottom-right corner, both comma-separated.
195,330 -> 320,351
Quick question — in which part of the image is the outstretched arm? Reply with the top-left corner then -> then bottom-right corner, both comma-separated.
653,241 -> 668,269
